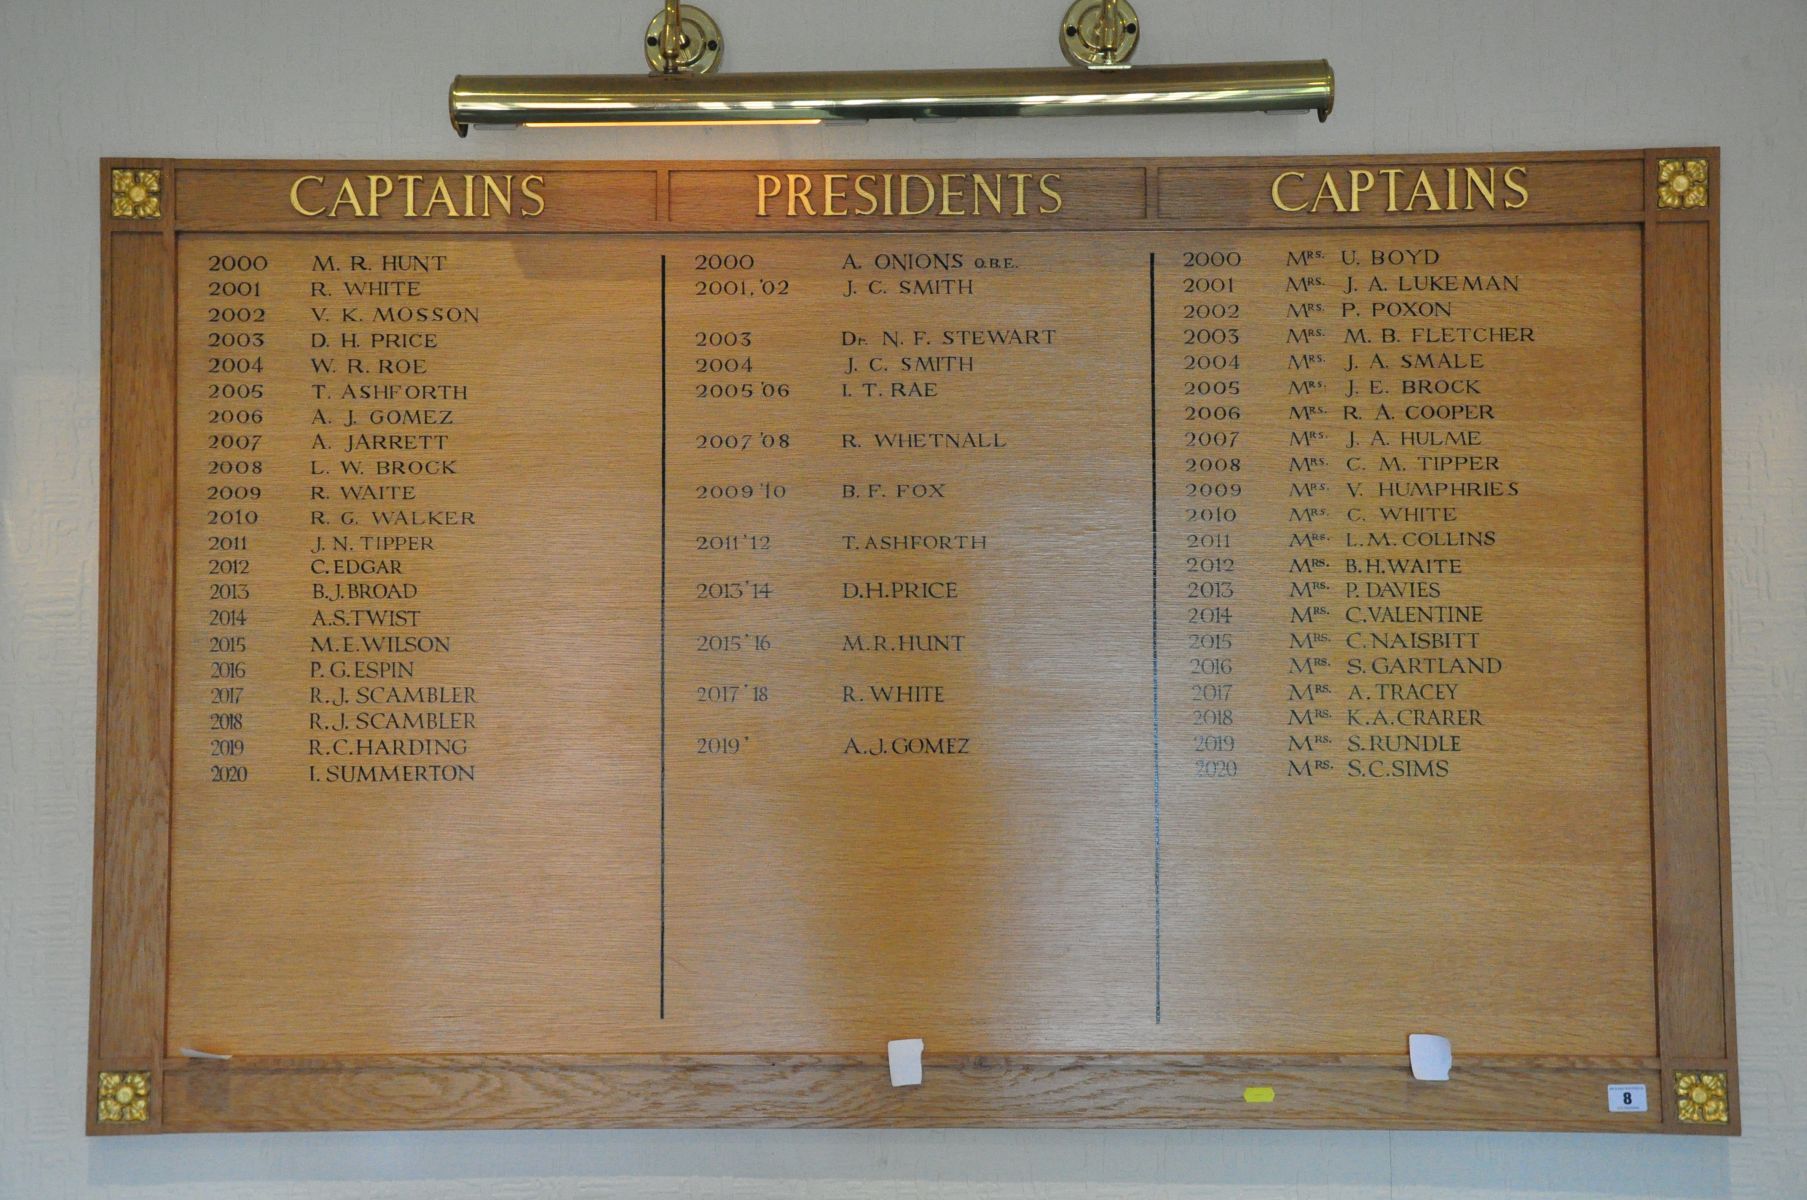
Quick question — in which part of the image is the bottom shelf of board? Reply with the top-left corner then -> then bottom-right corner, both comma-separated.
88,1054 -> 1738,1135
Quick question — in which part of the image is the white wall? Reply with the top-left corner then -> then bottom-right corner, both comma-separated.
4,1 -> 1804,1195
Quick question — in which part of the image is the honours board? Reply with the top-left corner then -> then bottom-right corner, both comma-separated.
92,151 -> 1735,1134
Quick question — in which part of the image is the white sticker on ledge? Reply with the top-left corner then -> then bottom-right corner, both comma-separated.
887,1038 -> 924,1087
1608,1083 -> 1648,1113
1408,1034 -> 1452,1082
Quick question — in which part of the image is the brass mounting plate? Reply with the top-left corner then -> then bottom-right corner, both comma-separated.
1060,0 -> 1140,68
645,4 -> 723,75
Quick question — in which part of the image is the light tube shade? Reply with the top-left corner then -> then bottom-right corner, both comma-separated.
449,62 -> 1333,133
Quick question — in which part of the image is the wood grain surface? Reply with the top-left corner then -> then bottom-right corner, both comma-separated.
93,151 -> 1733,1133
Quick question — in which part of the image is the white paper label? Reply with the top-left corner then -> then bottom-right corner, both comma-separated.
887,1038 -> 924,1087
1407,1034 -> 1452,1082
1607,1083 -> 1648,1113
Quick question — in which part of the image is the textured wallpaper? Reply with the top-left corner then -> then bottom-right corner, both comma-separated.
3,1 -> 1803,1196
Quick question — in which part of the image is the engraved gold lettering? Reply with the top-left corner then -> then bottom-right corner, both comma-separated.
482,174 -> 512,217
756,173 -> 782,217
1010,173 -> 1032,216
822,173 -> 849,216
1383,168 -> 1405,212
899,174 -> 934,216
939,173 -> 966,216
289,174 -> 326,216
1271,170 -> 1308,212
366,175 -> 394,215
749,170 -> 1068,218
329,178 -> 365,218
1504,165 -> 1529,209
973,173 -> 1003,215
423,176 -> 458,217
1407,171 -> 1442,212
1464,167 -> 1496,211
1311,174 -> 1347,213
287,174 -> 540,219
852,173 -> 880,216
1270,165 -> 1531,216
786,173 -> 817,216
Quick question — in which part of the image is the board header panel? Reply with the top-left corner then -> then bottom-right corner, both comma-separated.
144,152 -> 1653,232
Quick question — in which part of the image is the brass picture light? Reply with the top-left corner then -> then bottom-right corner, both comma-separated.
449,0 -> 1333,132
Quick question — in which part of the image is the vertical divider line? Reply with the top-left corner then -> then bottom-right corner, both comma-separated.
659,253 -> 668,1021
1150,251 -> 1162,1025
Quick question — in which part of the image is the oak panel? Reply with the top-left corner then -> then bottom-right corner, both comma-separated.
91,150 -> 1732,1133
91,214 -> 177,1133
1643,147 -> 1733,1096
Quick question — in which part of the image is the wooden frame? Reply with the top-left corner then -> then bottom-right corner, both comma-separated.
92,149 -> 1733,1134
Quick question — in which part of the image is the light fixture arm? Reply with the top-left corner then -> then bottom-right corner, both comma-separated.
1097,0 -> 1126,62
655,0 -> 683,74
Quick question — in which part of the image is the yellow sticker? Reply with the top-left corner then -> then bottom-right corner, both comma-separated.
1243,1086 -> 1276,1104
